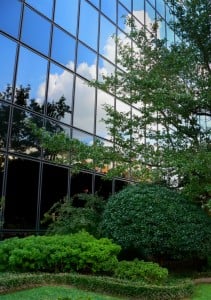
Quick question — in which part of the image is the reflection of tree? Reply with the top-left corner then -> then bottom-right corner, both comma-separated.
0,85 -> 71,156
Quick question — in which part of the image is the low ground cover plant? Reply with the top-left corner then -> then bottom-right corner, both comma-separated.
0,231 -> 120,274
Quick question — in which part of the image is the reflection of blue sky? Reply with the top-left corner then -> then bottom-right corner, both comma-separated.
120,0 -> 131,10
156,0 -> 165,18
0,0 -> 21,38
79,0 -> 98,49
26,0 -> 53,18
16,47 -> 47,101
118,3 -> 129,30
88,0 -> 99,8
101,0 -> 116,22
51,27 -> 75,69
0,35 -> 16,91
100,16 -> 116,56
133,0 -> 144,11
146,1 -> 155,21
22,7 -> 51,55
54,0 -> 78,36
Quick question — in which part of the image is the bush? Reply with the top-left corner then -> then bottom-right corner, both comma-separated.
0,231 -> 120,274
114,259 -> 168,283
42,194 -> 105,237
101,184 -> 211,263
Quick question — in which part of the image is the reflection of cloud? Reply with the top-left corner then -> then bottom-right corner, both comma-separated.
103,36 -> 116,63
36,10 -> 156,138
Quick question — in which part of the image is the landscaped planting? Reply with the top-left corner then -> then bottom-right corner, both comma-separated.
114,259 -> 168,283
0,273 -> 194,300
101,184 -> 211,266
0,231 -> 120,274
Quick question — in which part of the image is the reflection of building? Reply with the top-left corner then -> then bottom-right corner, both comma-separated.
0,0 -> 174,237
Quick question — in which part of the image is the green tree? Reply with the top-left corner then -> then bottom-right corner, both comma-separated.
89,0 -> 211,204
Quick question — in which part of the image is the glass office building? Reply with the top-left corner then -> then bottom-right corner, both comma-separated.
0,0 -> 176,237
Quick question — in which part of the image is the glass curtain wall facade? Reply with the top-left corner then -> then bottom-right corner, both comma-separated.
0,0 -> 175,237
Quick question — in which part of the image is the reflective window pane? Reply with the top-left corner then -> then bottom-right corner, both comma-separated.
16,47 -> 48,108
88,0 -> 99,7
21,7 -> 51,54
51,27 -> 75,70
148,0 -> 155,9
0,154 -> 4,197
47,63 -> 73,125
133,0 -> 145,14
146,1 -> 155,27
120,0 -> 131,11
101,0 -> 116,22
167,25 -> 175,46
118,3 -> 129,32
40,164 -> 68,229
25,0 -> 53,18
98,57 -> 115,80
0,102 -> 10,150
158,18 -> 166,40
71,172 -> 93,196
79,0 -> 99,49
55,0 -> 78,36
4,157 -> 39,229
77,43 -> 97,80
96,90 -> 114,139
10,108 -> 43,157
72,129 -> 93,145
95,175 -> 112,198
73,76 -> 95,133
100,16 -> 116,62
156,0 -> 165,18
0,35 -> 17,93
0,0 -> 21,37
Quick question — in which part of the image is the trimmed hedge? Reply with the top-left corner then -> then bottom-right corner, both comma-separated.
0,231 -> 120,274
0,273 -> 194,300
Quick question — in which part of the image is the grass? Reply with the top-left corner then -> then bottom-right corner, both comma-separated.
190,284 -> 211,300
0,286 -> 123,300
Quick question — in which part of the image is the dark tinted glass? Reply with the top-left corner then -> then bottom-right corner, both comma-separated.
4,157 -> 39,229
0,102 -> 10,150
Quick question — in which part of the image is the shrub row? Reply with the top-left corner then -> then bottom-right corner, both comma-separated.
0,231 -> 120,274
0,273 -> 194,300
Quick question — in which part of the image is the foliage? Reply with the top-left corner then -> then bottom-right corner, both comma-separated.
0,231 -> 120,274
0,272 -> 193,300
101,184 -> 211,263
114,259 -> 168,283
42,193 -> 105,237
89,0 -> 211,203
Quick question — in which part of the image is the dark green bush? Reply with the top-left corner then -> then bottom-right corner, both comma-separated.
42,194 -> 105,237
101,184 -> 211,263
0,231 -> 120,274
114,259 -> 168,283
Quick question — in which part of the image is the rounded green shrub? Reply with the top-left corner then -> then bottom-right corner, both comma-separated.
114,259 -> 168,283
101,184 -> 211,263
